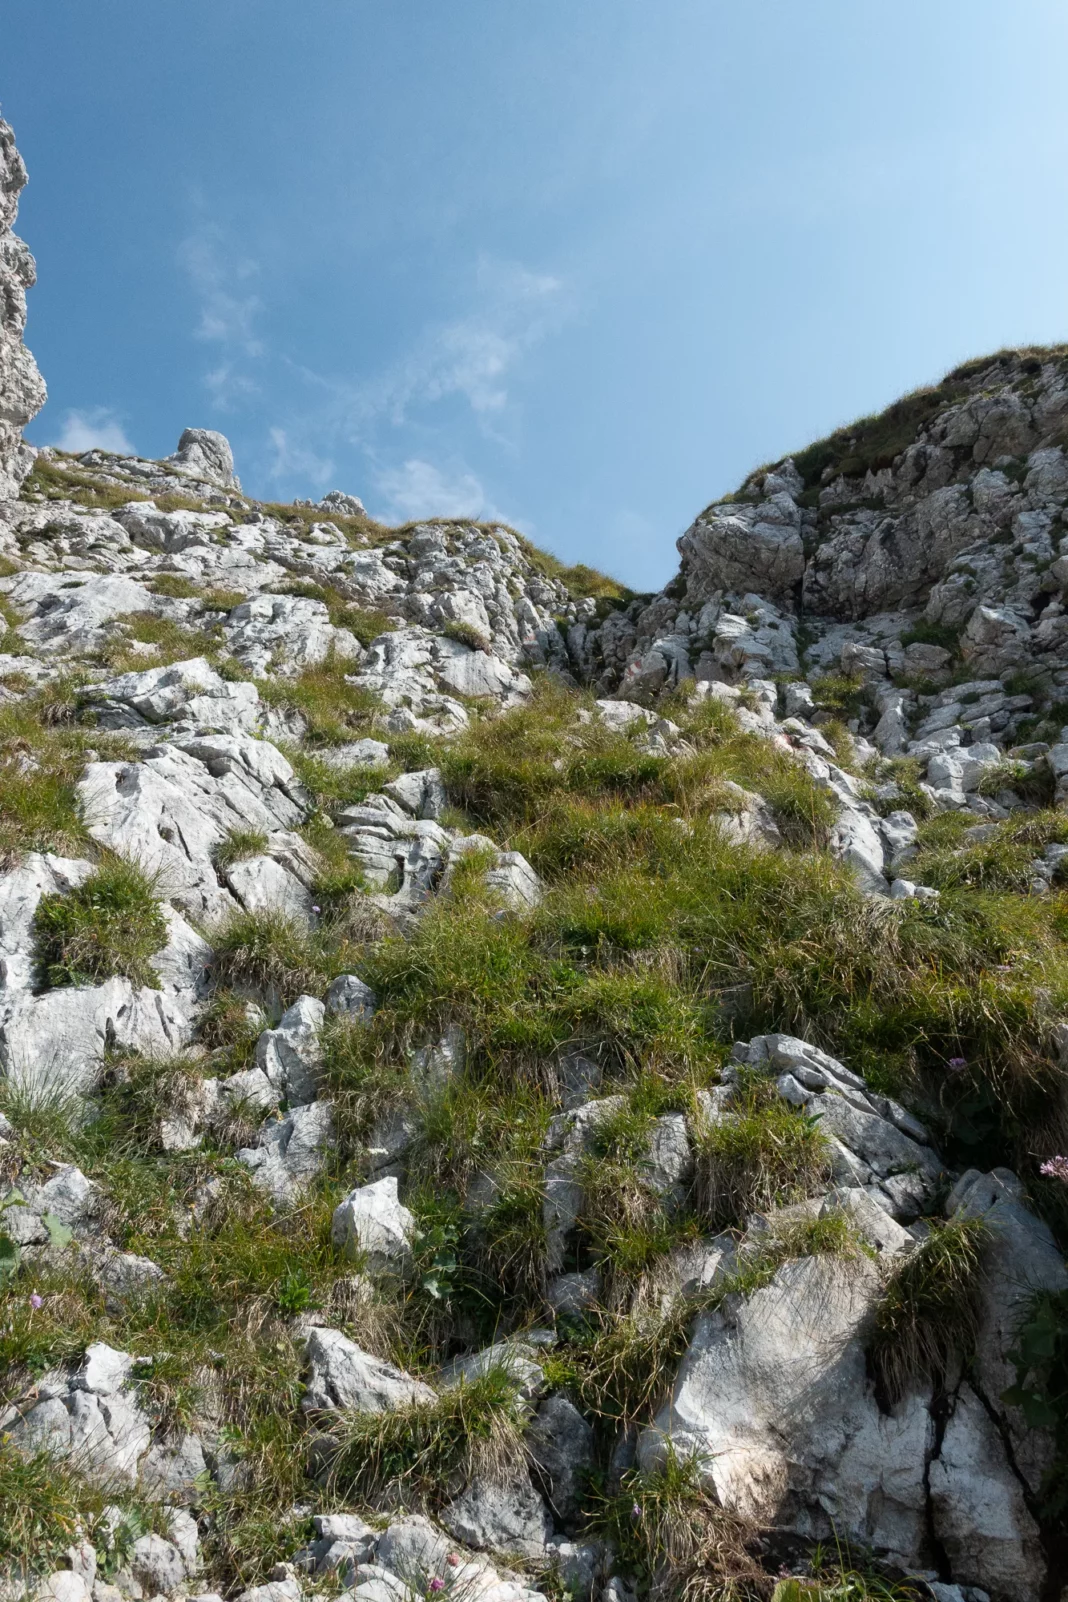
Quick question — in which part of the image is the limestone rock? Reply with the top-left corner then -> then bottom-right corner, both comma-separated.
255,994 -> 325,1106
165,427 -> 241,490
302,1327 -> 435,1412
527,1395 -> 595,1525
330,1175 -> 415,1272
325,973 -> 377,1021
441,1470 -> 554,1561
0,116 -> 46,498
237,1099 -> 334,1204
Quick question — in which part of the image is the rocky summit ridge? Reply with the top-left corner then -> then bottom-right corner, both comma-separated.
3,112 -> 1068,1602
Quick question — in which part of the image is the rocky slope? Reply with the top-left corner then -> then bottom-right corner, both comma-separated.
2,112 -> 1068,1602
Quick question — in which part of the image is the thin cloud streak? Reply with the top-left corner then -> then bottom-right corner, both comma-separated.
337,257 -> 568,434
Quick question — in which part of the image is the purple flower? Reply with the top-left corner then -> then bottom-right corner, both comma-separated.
429,1582 -> 445,1594
1041,1156 -> 1068,1184
29,1293 -> 42,1310
312,905 -> 321,914
631,1502 -> 642,1520
947,1057 -> 967,1072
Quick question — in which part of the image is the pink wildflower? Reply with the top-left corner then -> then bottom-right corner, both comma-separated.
1040,1155 -> 1068,1183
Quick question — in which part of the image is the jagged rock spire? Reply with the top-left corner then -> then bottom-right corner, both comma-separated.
0,113 -> 46,499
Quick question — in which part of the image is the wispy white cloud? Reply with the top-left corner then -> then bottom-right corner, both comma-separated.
373,458 -> 502,523
51,408 -> 134,455
180,226 -> 263,352
179,225 -> 265,409
266,426 -> 335,491
342,257 -> 568,433
204,363 -> 260,408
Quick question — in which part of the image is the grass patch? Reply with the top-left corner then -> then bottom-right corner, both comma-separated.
976,758 -> 1055,807
810,672 -> 866,720
257,655 -> 380,746
867,1214 -> 987,1403
691,1072 -> 829,1230
512,532 -> 630,603
442,618 -> 492,653
33,857 -> 168,990
289,748 -> 391,815
207,907 -> 338,1010
0,1444 -> 108,1576
96,611 -> 223,673
317,1366 -> 525,1509
912,809 -> 1068,894
592,1451 -> 763,1602
214,826 -> 269,871
899,619 -> 961,655
257,499 -> 385,549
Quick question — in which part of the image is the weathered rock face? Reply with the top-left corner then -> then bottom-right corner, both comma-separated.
584,349 -> 1068,724
0,117 -> 46,498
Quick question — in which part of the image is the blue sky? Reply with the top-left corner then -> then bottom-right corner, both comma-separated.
6,2 -> 1068,590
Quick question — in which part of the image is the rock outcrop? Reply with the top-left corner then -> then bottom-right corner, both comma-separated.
0,115 -> 45,497
4,108 -> 1068,1602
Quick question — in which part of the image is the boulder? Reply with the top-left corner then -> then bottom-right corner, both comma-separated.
165,426 -> 241,490
325,973 -> 377,1021
330,1175 -> 415,1271
237,1099 -> 334,1204
441,1470 -> 554,1561
255,993 -> 325,1106
527,1395 -> 595,1525
302,1327 -> 435,1413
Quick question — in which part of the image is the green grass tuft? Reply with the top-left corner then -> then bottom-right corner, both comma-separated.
33,857 -> 168,990
867,1214 -> 987,1402
692,1073 -> 830,1231
317,1366 -> 526,1509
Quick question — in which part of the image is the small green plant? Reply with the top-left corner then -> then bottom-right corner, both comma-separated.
33,857 -> 168,989
867,1214 -> 987,1402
